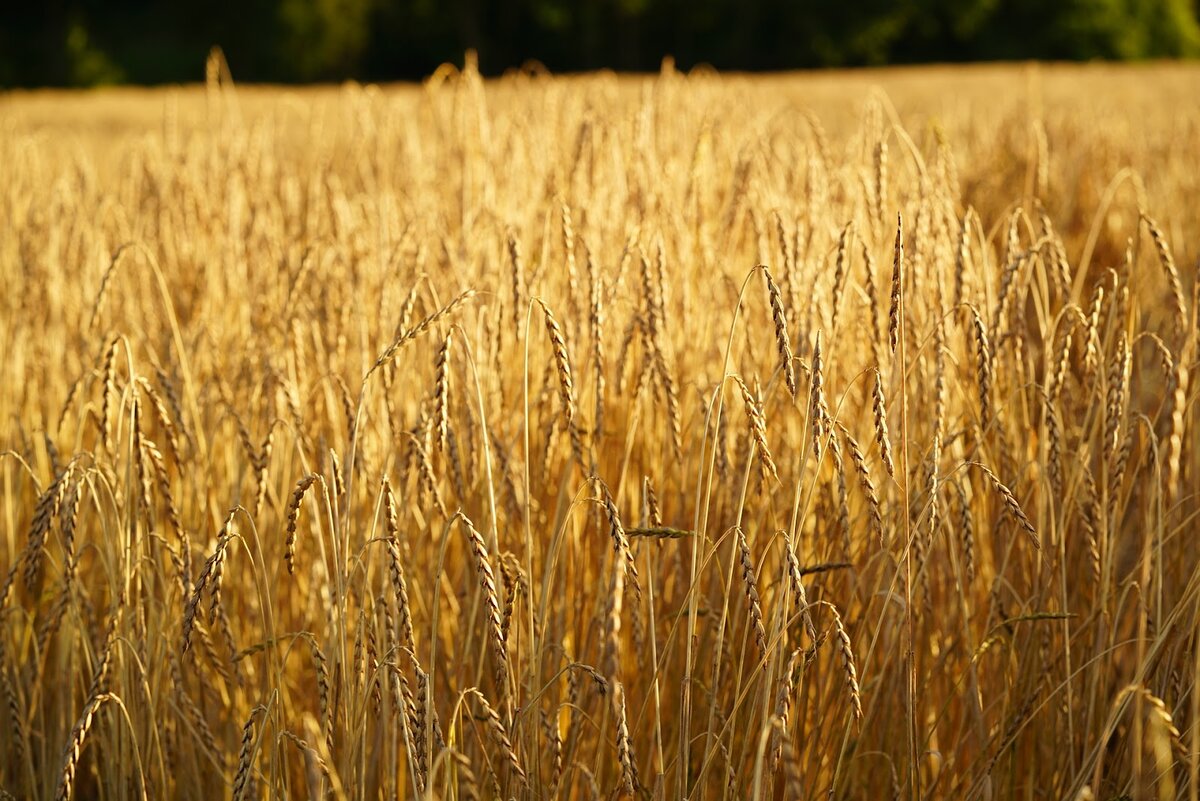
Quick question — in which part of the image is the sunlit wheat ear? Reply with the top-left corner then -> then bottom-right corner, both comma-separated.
99,336 -> 120,452
23,464 -> 73,592
732,375 -> 778,484
1139,211 -> 1188,338
772,715 -> 806,798
232,704 -> 266,801
283,473 -> 318,574
1166,327 -> 1193,507
134,374 -> 182,462
836,422 -> 883,545
830,221 -> 852,334
280,731 -> 334,787
411,650 -> 446,757
1104,332 -> 1130,465
181,508 -> 238,655
953,210 -> 972,308
888,213 -> 903,354
432,330 -> 453,453
1037,206 -> 1073,297
456,512 -> 509,692
828,432 -> 853,562
328,448 -> 346,499
809,331 -> 830,460
782,530 -> 818,645
827,602 -> 863,723
371,289 -> 477,376
382,477 -> 415,650
772,646 -> 803,769
594,477 -> 641,599
542,708 -> 564,797
506,227 -> 525,332
585,239 -> 607,438
966,305 -> 992,430
467,687 -> 527,788
1120,684 -> 1188,761
955,479 -> 976,584
87,596 -> 125,699
405,431 -> 447,519
298,633 -> 334,759
1083,282 -> 1105,375
642,475 -> 662,527
612,681 -> 641,797
535,297 -> 588,472
733,526 -> 768,659
871,368 -> 895,479
972,462 -> 1040,549
873,135 -> 888,225
54,693 -> 114,801
760,264 -> 796,399
560,201 -> 579,308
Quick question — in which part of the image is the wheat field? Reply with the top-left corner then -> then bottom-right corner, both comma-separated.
1,57 -> 1198,800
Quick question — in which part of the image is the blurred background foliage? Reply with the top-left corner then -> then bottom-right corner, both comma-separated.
1,0 -> 1198,86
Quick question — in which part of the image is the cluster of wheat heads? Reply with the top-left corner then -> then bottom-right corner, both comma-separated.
1,60 -> 1198,800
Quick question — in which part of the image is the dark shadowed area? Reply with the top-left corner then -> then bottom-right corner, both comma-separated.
2,0 -> 1199,87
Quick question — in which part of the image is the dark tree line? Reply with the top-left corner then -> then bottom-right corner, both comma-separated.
2,0 -> 1198,87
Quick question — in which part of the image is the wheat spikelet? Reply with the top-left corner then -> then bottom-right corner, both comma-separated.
828,602 -> 864,722
782,530 -> 819,645
232,704 -> 266,801
283,473 -> 318,575
53,693 -> 114,801
627,526 -> 694,540
299,633 -> 334,758
1,662 -> 27,768
1165,332 -> 1192,508
872,368 -> 895,479
731,375 -> 778,485
830,222 -> 852,334
972,462 -> 1040,549
612,681 -> 640,797
561,201 -> 580,311
1104,332 -> 1130,466
23,464 -> 72,592
953,210 -> 972,308
836,422 -> 883,545
432,331 -> 454,453
382,478 -> 416,650
733,526 -> 768,659
99,338 -> 120,453
467,687 -> 526,788
536,297 -> 589,472
371,289 -> 477,377
134,374 -> 182,463
809,330 -> 830,460
828,432 -> 855,562
888,213 -> 903,354
543,708 -> 564,797
585,240 -> 607,439
1140,212 -> 1188,339
955,479 -> 976,584
1083,283 -> 1105,375
595,477 -> 641,599
772,715 -> 805,798
280,731 -> 333,785
771,647 -> 803,770
967,305 -> 993,430
761,264 -> 796,399
873,137 -> 888,226
456,512 -> 509,692
181,508 -> 237,654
